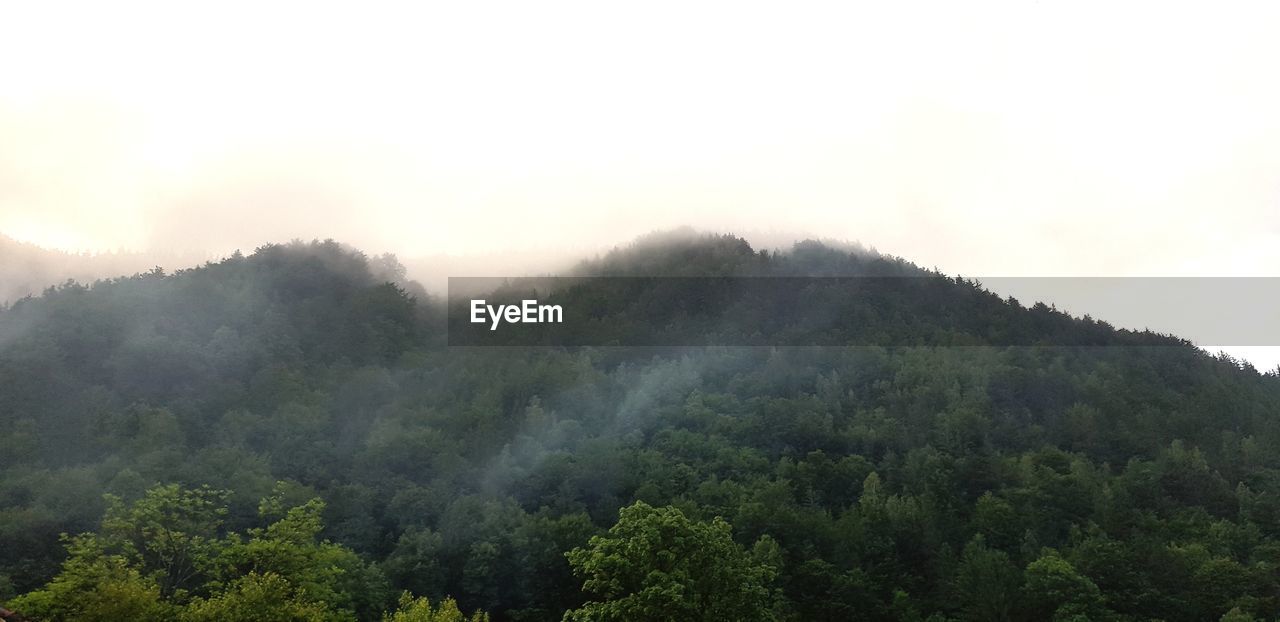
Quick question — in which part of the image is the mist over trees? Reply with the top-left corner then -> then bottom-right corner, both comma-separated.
2,233 -> 1280,621
0,234 -> 215,306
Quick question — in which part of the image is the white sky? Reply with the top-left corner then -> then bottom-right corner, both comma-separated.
2,1 -> 1280,364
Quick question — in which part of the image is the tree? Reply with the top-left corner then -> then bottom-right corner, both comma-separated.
1220,607 -> 1259,622
382,592 -> 489,622
98,484 -> 229,599
563,502 -> 779,621
952,536 -> 1021,622
1022,552 -> 1107,621
180,572 -> 336,622
5,535 -> 173,622
214,495 -> 389,619
3,484 -> 430,622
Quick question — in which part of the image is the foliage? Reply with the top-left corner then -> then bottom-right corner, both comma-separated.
4,235 -> 1280,621
7,484 -> 472,622
383,591 -> 490,622
563,502 -> 779,621
180,572 -> 335,622
6,535 -> 172,622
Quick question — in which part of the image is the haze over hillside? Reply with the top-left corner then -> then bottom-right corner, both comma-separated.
0,234 -> 212,303
5,227 -> 1276,369
3,233 -> 1280,620
5,3 -> 1280,619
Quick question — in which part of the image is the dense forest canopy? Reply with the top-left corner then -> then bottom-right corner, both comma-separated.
2,234 -> 1279,621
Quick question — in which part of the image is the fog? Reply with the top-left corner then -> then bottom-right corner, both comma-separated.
3,2 -> 1278,272
2,2 -> 1279,367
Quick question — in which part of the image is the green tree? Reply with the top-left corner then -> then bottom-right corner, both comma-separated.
952,536 -> 1021,622
180,571 -> 337,622
563,501 -> 779,622
213,491 -> 390,620
1023,551 -> 1107,621
7,484 -> 401,621
1220,607 -> 1259,622
97,484 -> 229,599
382,591 -> 490,622
6,534 -> 173,622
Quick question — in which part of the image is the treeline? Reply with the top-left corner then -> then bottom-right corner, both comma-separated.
2,235 -> 1280,620
6,484 -> 488,621
0,234 -> 210,305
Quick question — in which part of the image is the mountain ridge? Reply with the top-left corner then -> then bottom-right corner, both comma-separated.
2,232 -> 1279,621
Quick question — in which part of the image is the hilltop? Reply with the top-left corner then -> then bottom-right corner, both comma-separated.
1,233 -> 1278,621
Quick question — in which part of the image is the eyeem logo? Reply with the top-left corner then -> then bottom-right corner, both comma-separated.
470,299 -> 564,330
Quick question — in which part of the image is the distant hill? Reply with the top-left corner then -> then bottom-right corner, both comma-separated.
2,232 -> 1279,621
0,234 -> 208,304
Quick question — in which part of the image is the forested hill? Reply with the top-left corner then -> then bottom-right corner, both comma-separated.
463,232 -> 1191,348
2,234 -> 1280,621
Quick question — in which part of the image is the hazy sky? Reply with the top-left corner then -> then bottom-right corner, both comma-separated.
2,1 -> 1279,277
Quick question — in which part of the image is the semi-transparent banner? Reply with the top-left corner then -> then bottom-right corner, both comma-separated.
446,276 -> 1280,347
